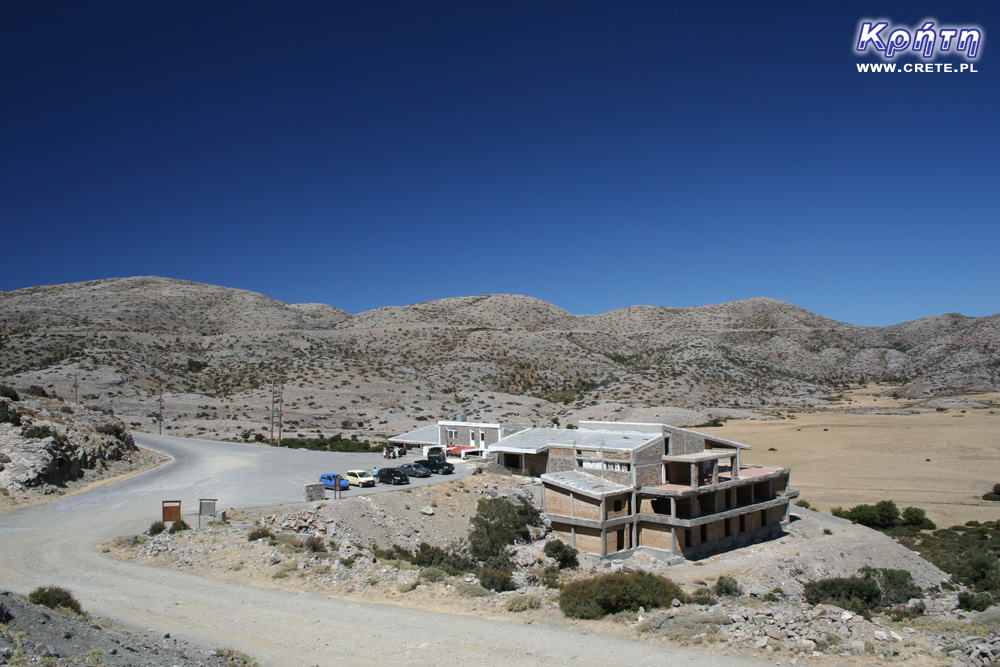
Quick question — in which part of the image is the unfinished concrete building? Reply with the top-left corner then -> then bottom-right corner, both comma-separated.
491,420 -> 797,560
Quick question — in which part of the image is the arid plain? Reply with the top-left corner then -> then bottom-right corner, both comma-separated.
727,387 -> 1000,527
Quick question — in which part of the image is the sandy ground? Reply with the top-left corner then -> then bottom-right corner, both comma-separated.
722,388 -> 1000,527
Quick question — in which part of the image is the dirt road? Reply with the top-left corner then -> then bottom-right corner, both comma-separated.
0,433 -> 769,666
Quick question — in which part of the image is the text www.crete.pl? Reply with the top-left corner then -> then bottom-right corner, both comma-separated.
857,62 -> 979,73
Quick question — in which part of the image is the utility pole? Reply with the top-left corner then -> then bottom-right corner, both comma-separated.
69,374 -> 78,403
158,384 -> 163,436
269,377 -> 285,446
277,380 -> 284,448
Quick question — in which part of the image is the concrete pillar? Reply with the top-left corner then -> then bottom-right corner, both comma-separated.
712,460 -> 719,485
733,452 -> 740,479
690,463 -> 698,488
670,496 -> 676,518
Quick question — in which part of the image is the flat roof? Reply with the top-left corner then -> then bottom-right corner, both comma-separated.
387,425 -> 440,445
663,450 -> 736,463
541,470 -> 631,498
490,427 -> 659,455
580,421 -> 751,451
438,420 -> 501,428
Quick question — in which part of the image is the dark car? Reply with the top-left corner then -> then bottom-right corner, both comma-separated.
415,458 -> 454,474
319,473 -> 350,490
397,463 -> 431,478
376,467 -> 409,485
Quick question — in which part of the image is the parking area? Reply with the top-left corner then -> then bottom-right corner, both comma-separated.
307,449 -> 477,499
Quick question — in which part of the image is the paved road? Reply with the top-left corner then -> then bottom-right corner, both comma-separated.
0,433 -> 769,666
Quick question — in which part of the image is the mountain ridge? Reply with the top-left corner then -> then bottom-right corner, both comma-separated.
1,276 -> 997,439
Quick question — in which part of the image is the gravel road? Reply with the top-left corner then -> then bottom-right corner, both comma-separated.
0,433 -> 769,666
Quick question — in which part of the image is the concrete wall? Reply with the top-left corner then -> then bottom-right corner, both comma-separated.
439,424 -> 503,447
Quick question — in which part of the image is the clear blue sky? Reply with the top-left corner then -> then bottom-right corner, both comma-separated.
2,1 -> 997,326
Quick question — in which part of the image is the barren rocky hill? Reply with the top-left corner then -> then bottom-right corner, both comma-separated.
0,277 -> 997,441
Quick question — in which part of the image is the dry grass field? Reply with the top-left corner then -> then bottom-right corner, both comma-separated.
723,387 -> 1000,528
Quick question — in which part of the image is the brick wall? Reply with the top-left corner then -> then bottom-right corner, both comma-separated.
544,486 -> 573,517
574,494 -> 601,521
574,526 -> 603,555
638,522 -> 675,550
545,454 -> 575,474
605,493 -> 631,520
524,453 -> 547,477
635,463 -> 661,487
550,521 -> 573,545
671,430 -> 705,455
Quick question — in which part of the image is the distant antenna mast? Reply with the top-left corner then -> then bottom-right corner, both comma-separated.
158,384 -> 163,436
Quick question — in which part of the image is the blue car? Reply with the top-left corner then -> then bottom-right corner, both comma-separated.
319,473 -> 350,490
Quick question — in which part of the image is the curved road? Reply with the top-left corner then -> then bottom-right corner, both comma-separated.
0,433 -> 767,666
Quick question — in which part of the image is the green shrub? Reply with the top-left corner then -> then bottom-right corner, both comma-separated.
0,385 -> 19,401
901,506 -> 936,529
148,520 -> 166,536
168,520 -> 190,533
28,586 -> 83,615
247,526 -> 274,542
95,422 -> 126,439
713,575 -> 741,597
795,499 -> 811,509
305,535 -> 327,553
468,497 -> 542,562
419,567 -> 447,582
958,591 -> 993,612
981,485 -> 1000,501
544,539 -> 579,569
375,542 -> 473,575
559,572 -> 685,620
804,567 -> 921,616
506,594 -> 541,612
540,566 -> 561,589
455,581 -> 490,597
22,425 -> 61,440
27,385 -> 49,397
478,568 -> 515,592
0,400 -> 21,426
687,587 -> 717,605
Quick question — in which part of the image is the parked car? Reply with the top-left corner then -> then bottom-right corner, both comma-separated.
397,463 -> 431,478
346,469 -> 376,487
446,444 -> 477,459
415,458 -> 454,474
319,473 -> 350,490
376,467 -> 409,485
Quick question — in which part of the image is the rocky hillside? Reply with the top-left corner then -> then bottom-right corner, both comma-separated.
0,387 -> 140,507
0,277 -> 996,440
